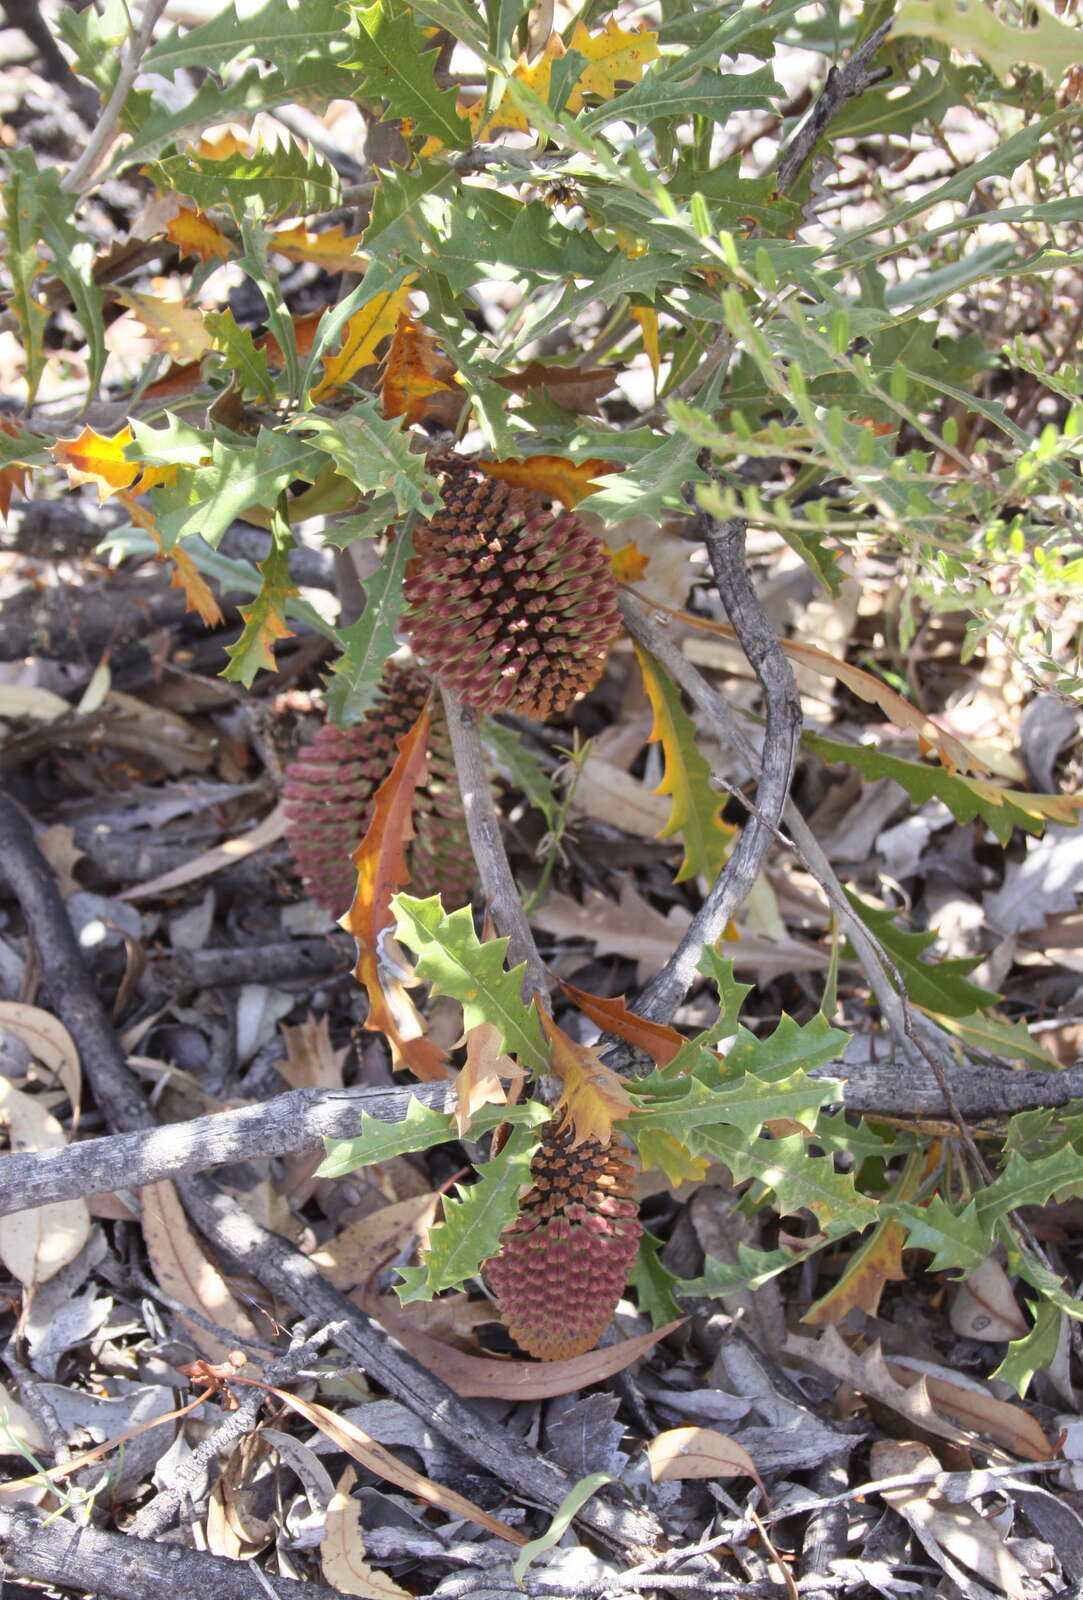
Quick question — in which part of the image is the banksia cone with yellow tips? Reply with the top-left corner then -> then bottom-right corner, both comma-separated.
282,664 -> 473,917
485,1119 -> 642,1361
403,458 -> 622,719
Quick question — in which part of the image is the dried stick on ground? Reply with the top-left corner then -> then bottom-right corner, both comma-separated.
0,1507 -> 345,1600
0,1081 -> 453,1218
7,1050 -> 1083,1219
632,513 -> 802,1023
0,790 -> 659,1556
441,683 -> 550,997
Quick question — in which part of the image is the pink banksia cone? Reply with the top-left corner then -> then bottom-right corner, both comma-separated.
282,664 -> 473,917
485,1118 -> 642,1362
402,459 -> 622,719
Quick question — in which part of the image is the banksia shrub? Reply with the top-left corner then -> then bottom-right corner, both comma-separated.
485,1118 -> 642,1361
282,665 -> 473,917
402,459 -> 622,719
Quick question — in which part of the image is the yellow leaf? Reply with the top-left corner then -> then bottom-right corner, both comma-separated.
310,282 -> 414,402
477,453 -> 615,508
114,287 -> 212,361
52,425 -> 139,501
537,1007 -> 636,1146
165,205 -> 233,263
630,305 -> 660,381
461,34 -> 565,137
606,540 -> 649,582
321,1468 -> 412,1598
195,127 -> 252,159
564,18 -> 660,108
271,224 -> 367,274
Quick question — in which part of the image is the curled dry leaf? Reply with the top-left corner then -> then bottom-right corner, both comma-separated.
120,802 -> 289,901
950,1256 -> 1030,1342
561,983 -> 684,1067
321,1466 -> 412,1599
872,1440 -> 1029,1600
275,1012 -> 351,1092
310,1192 -> 440,1292
454,1020 -> 525,1139
537,1007 -> 636,1145
141,1180 -> 259,1362
647,1426 -> 764,1492
0,1001 -> 81,1116
0,1079 -> 90,1285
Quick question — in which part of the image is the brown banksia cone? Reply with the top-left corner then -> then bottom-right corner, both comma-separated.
485,1118 -> 642,1361
282,663 -> 473,917
402,458 -> 622,719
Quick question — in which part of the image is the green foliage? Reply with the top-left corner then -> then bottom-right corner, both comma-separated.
150,428 -> 324,549
346,0 -> 470,148
843,892 -> 1001,1017
635,645 -> 733,884
393,895 -> 549,1073
147,135 -> 341,221
324,525 -> 417,726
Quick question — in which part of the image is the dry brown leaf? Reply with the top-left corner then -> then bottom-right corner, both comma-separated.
358,1285 -> 682,1398
872,1441 -> 1029,1600
310,1193 -> 439,1292
647,1426 -> 764,1491
38,824 -> 86,900
538,1007 -> 636,1145
0,684 -> 71,720
883,1358 -> 1052,1461
260,1384 -> 526,1546
0,1079 -> 90,1285
321,1467 -> 412,1598
0,1001 -> 81,1116
494,359 -> 618,414
950,1257 -> 1029,1342
561,983 -> 684,1066
141,1180 -> 259,1361
570,753 -> 672,836
454,1021 -> 524,1139
120,802 -> 288,901
275,1012 -> 350,1091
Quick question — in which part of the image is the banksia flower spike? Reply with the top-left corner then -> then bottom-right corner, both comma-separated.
403,459 -> 622,719
282,664 -> 473,917
485,1118 -> 642,1361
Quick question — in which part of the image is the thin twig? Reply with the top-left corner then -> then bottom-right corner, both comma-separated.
632,512 -> 802,1022
776,20 -> 893,195
60,0 -> 170,195
440,683 -> 550,998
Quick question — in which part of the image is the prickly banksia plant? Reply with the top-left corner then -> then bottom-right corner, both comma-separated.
282,664 -> 473,917
485,1118 -> 642,1361
402,458 -> 622,719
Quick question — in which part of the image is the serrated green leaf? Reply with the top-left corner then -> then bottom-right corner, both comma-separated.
993,1300 -> 1061,1397
483,720 -> 561,831
634,644 -> 733,884
807,731 -> 1083,845
152,428 -> 323,549
393,896 -> 549,1074
3,151 -> 106,397
582,64 -> 778,129
695,951 -> 754,1035
2,154 -> 49,402
580,430 -> 706,523
222,500 -> 296,685
629,1229 -> 684,1325
145,0 -> 349,77
895,1196 -> 989,1274
324,527 -> 415,727
298,400 -> 436,514
844,891 -> 1000,1017
204,307 -> 275,400
720,1012 -> 851,1084
346,0 -> 470,148
895,0 -> 1083,83
701,1126 -> 878,1232
411,1121 -> 541,1296
976,1145 -> 1083,1233
148,134 -> 341,221
682,1240 -> 821,1295
56,0 -> 126,91
238,210 -> 298,400
316,1096 -> 457,1176
923,1009 -> 1062,1069
0,430 -> 50,470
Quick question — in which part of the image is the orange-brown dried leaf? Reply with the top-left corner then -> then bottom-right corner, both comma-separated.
381,313 -> 461,425
53,425 -> 139,501
341,701 -> 448,1082
494,359 -> 618,414
478,454 -> 615,509
271,224 -> 366,274
0,417 -> 30,522
560,981 -> 683,1066
166,205 -> 233,263
454,1021 -> 524,1139
537,1007 -> 636,1144
606,541 -> 649,583
196,127 -> 251,159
